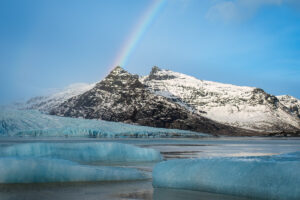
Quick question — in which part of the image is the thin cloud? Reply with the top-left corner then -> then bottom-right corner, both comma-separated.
205,0 -> 297,23
206,1 -> 242,23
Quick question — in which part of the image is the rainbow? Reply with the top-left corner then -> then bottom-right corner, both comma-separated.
111,0 -> 166,70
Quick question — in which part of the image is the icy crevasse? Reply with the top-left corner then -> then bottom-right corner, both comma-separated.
0,142 -> 162,162
153,152 -> 300,200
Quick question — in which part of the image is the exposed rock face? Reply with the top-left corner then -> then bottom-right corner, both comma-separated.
140,67 -> 300,135
50,67 -> 260,136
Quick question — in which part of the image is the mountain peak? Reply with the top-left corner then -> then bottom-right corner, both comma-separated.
96,66 -> 142,91
110,66 -> 126,74
147,66 -> 177,81
151,66 -> 162,74
105,66 -> 137,80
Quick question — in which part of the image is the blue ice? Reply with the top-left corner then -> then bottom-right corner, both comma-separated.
0,108 -> 207,137
0,157 -> 148,183
153,152 -> 300,200
0,142 -> 162,162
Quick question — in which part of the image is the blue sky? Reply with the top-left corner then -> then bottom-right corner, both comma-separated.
1,0 -> 300,104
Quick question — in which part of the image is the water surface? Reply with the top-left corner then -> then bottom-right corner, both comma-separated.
0,137 -> 299,200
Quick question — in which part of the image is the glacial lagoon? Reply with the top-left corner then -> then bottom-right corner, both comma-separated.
0,137 -> 299,200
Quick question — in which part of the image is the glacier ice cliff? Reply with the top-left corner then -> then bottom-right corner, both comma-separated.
153,152 -> 300,200
0,142 -> 162,162
0,108 -> 207,137
0,157 -> 148,183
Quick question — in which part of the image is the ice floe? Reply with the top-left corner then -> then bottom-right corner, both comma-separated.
153,152 -> 300,200
0,157 -> 148,183
0,142 -> 162,162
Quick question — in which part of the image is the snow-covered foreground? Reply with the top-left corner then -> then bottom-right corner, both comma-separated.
153,152 -> 300,200
0,108 -> 208,137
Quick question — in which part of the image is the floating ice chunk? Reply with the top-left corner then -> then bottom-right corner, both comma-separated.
153,152 -> 300,200
0,142 -> 162,162
0,157 -> 148,183
0,108 -> 208,137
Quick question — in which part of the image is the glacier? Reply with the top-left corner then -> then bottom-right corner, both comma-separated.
0,108 -> 207,137
0,157 -> 148,183
153,152 -> 300,200
0,142 -> 162,162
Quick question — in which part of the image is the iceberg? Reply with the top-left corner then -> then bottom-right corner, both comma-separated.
153,152 -> 300,200
0,157 -> 148,183
0,142 -> 162,162
0,108 -> 207,137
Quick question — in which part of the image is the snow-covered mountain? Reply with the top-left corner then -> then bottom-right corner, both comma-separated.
141,67 -> 300,134
277,95 -> 300,119
50,67 -> 259,136
19,83 -> 96,112
19,66 -> 300,136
